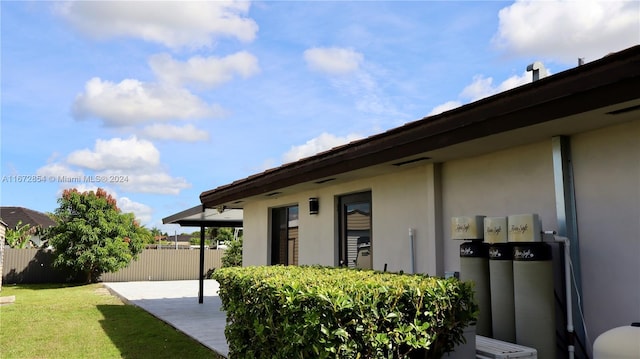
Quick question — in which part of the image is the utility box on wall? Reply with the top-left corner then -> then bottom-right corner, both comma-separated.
451,216 -> 485,240
507,214 -> 541,242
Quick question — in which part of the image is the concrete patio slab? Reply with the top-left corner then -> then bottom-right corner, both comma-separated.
103,280 -> 229,358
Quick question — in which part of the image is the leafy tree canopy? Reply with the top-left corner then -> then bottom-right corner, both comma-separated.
221,237 -> 242,267
214,227 -> 235,244
5,220 -> 36,248
49,188 -> 148,283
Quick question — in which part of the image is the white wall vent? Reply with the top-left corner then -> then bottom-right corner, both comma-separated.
476,335 -> 537,358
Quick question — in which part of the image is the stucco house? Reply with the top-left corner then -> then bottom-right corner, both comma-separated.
199,45 -> 639,353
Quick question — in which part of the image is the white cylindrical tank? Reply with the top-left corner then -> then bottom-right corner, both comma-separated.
489,243 -> 516,343
513,242 -> 556,359
460,241 -> 492,337
593,323 -> 640,359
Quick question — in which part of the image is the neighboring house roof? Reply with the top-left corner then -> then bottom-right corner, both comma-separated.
156,233 -> 194,245
0,206 -> 56,230
200,45 -> 640,209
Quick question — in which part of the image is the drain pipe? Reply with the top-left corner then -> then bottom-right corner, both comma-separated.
409,228 -> 416,274
545,231 -> 575,359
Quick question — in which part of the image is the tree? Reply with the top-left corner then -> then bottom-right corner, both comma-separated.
5,220 -> 36,248
221,237 -> 242,267
49,188 -> 146,283
189,230 -> 204,246
190,228 -> 228,246
135,224 -> 155,245
213,227 -> 235,245
150,227 -> 162,237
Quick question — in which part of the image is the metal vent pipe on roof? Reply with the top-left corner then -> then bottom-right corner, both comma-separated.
526,61 -> 548,81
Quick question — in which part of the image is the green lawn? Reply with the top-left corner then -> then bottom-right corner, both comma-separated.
0,283 -> 223,358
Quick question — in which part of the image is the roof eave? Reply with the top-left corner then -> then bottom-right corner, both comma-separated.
200,45 -> 640,208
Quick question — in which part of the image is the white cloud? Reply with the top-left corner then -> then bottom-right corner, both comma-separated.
304,47 -> 364,75
428,71 -> 532,115
149,52 -> 259,88
140,124 -> 210,142
334,71 -> 386,114
55,1 -> 258,49
73,168 -> 190,196
427,101 -> 462,116
67,136 -> 160,171
73,77 -> 223,126
36,163 -> 84,179
40,136 -> 191,195
303,47 -> 405,119
114,171 -> 191,195
256,158 -> 277,173
460,72 -> 531,102
282,132 -> 364,163
117,196 -> 154,224
494,0 -> 640,63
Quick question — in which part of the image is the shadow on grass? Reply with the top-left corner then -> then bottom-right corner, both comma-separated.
2,282 -> 85,291
97,303 -> 221,358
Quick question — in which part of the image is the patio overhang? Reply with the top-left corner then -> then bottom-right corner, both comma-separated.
162,205 -> 243,228
162,205 -> 243,304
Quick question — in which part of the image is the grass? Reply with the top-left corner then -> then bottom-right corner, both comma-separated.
0,283 -> 223,358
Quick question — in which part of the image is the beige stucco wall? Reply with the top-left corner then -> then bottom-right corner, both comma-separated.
440,140 -> 558,273
369,164 -> 441,275
242,164 -> 442,274
244,142 -> 559,274
242,202 -> 270,266
570,119 -> 640,341
240,119 -> 639,345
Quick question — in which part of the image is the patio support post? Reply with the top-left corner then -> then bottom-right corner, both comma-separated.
199,224 -> 205,304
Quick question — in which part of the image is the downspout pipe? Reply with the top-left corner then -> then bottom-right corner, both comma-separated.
552,136 -> 587,355
409,228 -> 415,274
545,231 -> 575,359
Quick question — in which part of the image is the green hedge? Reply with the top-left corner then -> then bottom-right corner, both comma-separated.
212,266 -> 477,359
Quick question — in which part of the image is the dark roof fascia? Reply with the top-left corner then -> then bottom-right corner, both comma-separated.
162,205 -> 243,227
162,205 -> 205,225
169,220 -> 243,228
200,45 -> 640,208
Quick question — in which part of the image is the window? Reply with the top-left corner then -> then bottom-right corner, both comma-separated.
270,205 -> 299,265
338,192 -> 372,269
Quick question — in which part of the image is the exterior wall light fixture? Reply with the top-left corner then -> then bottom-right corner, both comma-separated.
309,197 -> 319,215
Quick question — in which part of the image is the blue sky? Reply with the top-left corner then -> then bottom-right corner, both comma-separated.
1,1 -> 638,234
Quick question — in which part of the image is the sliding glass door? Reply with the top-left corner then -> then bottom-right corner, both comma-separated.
338,192 -> 372,269
270,205 -> 299,265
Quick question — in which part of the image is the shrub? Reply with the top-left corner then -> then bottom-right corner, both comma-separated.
221,237 -> 242,267
213,266 -> 477,359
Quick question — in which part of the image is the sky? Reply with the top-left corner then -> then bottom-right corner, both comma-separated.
1,0 -> 638,234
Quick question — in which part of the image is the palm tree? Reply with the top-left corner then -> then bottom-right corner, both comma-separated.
5,221 -> 36,248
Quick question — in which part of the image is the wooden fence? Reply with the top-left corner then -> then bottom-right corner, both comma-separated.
1,248 -> 225,284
